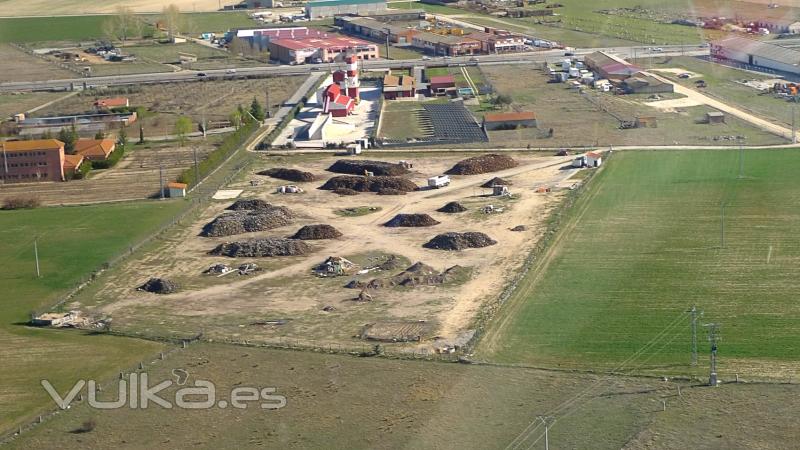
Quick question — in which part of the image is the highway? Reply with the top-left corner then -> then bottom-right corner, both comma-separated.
0,46 -> 708,93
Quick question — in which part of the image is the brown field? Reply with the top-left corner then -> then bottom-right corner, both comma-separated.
67,152 -> 580,351
0,44 -> 73,82
0,139 -> 218,205
6,342 -> 800,449
0,91 -> 70,119
0,0 -> 241,15
31,77 -> 304,138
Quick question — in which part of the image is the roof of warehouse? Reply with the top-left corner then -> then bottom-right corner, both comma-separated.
342,16 -> 418,35
1,139 -> 64,152
272,35 -> 375,50
361,8 -> 424,17
307,0 -> 386,7
713,36 -> 800,65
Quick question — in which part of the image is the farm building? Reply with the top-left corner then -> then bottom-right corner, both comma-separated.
428,74 -> 456,95
482,111 -> 537,130
167,182 -> 187,198
268,35 -> 378,64
305,0 -> 387,20
711,36 -> 800,75
583,51 -> 641,80
707,111 -> 725,124
338,16 -> 419,44
0,139 -> 66,183
74,139 -> 116,161
382,73 -> 416,99
621,74 -> 674,94
586,152 -> 602,167
411,33 -> 481,56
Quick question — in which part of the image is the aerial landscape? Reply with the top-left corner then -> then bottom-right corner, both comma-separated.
1,0 -> 799,448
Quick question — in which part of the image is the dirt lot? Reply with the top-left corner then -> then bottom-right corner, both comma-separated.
0,0 -> 240,15
33,77 -> 304,138
476,65 -> 786,148
0,139 -> 217,205
0,44 -> 73,82
70,152 -> 579,350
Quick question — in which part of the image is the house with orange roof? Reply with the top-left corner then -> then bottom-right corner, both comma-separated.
94,97 -> 129,109
74,139 -> 116,161
62,154 -> 85,177
0,139 -> 66,183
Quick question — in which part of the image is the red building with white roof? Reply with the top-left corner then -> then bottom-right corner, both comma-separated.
319,55 -> 360,117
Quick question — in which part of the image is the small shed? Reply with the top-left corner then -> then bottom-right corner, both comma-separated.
492,184 -> 510,196
586,152 -> 603,167
572,156 -> 586,168
167,182 -> 187,198
707,111 -> 725,124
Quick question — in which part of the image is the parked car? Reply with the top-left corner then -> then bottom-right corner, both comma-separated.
678,73 -> 691,79
564,52 -> 574,56
422,56 -> 431,61
226,68 -> 237,74
197,72 -> 207,77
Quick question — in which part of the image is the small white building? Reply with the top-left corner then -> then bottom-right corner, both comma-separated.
167,182 -> 187,198
586,152 -> 603,167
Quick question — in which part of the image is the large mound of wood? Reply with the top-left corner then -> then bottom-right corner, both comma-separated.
423,232 -> 497,251
258,168 -> 315,182
209,238 -> 310,257
384,213 -> 440,227
445,154 -> 518,175
320,175 -> 418,193
292,224 -> 343,240
201,207 -> 293,237
328,159 -> 410,176
226,198 -> 276,211
137,278 -> 179,294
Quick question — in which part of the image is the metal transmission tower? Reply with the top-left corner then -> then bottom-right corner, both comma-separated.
687,306 -> 703,365
704,323 -> 721,386
537,416 -> 555,450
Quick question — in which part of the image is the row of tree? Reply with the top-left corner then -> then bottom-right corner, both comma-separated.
102,4 -> 191,46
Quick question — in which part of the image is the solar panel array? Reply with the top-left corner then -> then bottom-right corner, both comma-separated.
422,104 -> 488,143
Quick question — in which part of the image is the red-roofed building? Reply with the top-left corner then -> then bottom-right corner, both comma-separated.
268,35 -> 378,65
319,55 -> 360,117
428,74 -> 456,96
94,98 -> 129,109
0,139 -> 66,183
482,111 -> 537,130
74,139 -> 116,161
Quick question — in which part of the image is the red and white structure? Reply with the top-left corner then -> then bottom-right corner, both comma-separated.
320,55 -> 360,117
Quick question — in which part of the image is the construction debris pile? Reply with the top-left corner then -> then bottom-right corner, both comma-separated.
510,225 -> 527,232
209,238 -> 310,257
481,177 -> 512,188
203,263 -> 261,275
258,167 -> 315,182
366,262 -> 468,289
292,224 -> 343,240
328,160 -> 410,176
384,213 -> 440,228
313,256 -> 356,277
137,278 -> 179,294
203,263 -> 233,275
423,232 -> 497,251
201,205 -> 294,237
446,154 -> 518,175
438,201 -> 468,213
226,199 -> 278,211
321,175 -> 418,193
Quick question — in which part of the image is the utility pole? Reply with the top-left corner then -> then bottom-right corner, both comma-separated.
537,416 -> 555,450
704,323 -> 720,386
34,237 -> 41,278
265,86 -> 271,119
687,306 -> 702,366
193,147 -> 199,185
384,28 -> 391,60
159,164 -> 165,200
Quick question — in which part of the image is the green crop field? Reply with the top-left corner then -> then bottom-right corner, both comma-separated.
0,201 -> 185,433
0,16 -> 115,43
479,150 -> 800,378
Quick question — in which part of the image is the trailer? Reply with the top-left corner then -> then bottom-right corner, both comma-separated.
428,175 -> 451,189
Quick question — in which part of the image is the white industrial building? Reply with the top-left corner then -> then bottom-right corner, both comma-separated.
711,36 -> 800,75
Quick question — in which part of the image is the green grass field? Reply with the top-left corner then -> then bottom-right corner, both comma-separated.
0,201 -> 185,433
479,150 -> 800,377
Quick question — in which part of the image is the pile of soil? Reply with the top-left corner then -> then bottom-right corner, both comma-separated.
201,207 -> 293,237
510,225 -> 527,232
321,175 -> 418,193
365,262 -> 468,289
423,232 -> 497,251
378,254 -> 402,270
333,188 -> 359,196
292,224 -> 342,240
377,188 -> 407,196
209,238 -> 310,257
384,213 -> 440,228
137,278 -> 179,294
258,167 -> 315,182
445,154 -> 518,175
328,160 -> 409,176
226,199 -> 276,211
437,201 -> 467,213
481,176 -> 512,188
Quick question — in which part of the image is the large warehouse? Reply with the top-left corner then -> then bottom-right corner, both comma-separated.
305,0 -> 387,20
711,36 -> 800,75
268,35 -> 378,64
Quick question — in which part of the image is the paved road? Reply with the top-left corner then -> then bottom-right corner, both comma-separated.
0,46 -> 708,93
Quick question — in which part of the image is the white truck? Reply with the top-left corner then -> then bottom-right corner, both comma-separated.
428,175 -> 451,189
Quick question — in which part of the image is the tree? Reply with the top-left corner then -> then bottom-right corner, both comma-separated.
102,6 -> 139,46
58,126 -> 77,154
174,115 -> 192,145
492,94 -> 513,109
161,4 -> 183,39
95,130 -> 106,140
229,110 -> 242,130
118,124 -> 129,149
250,97 -> 265,122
